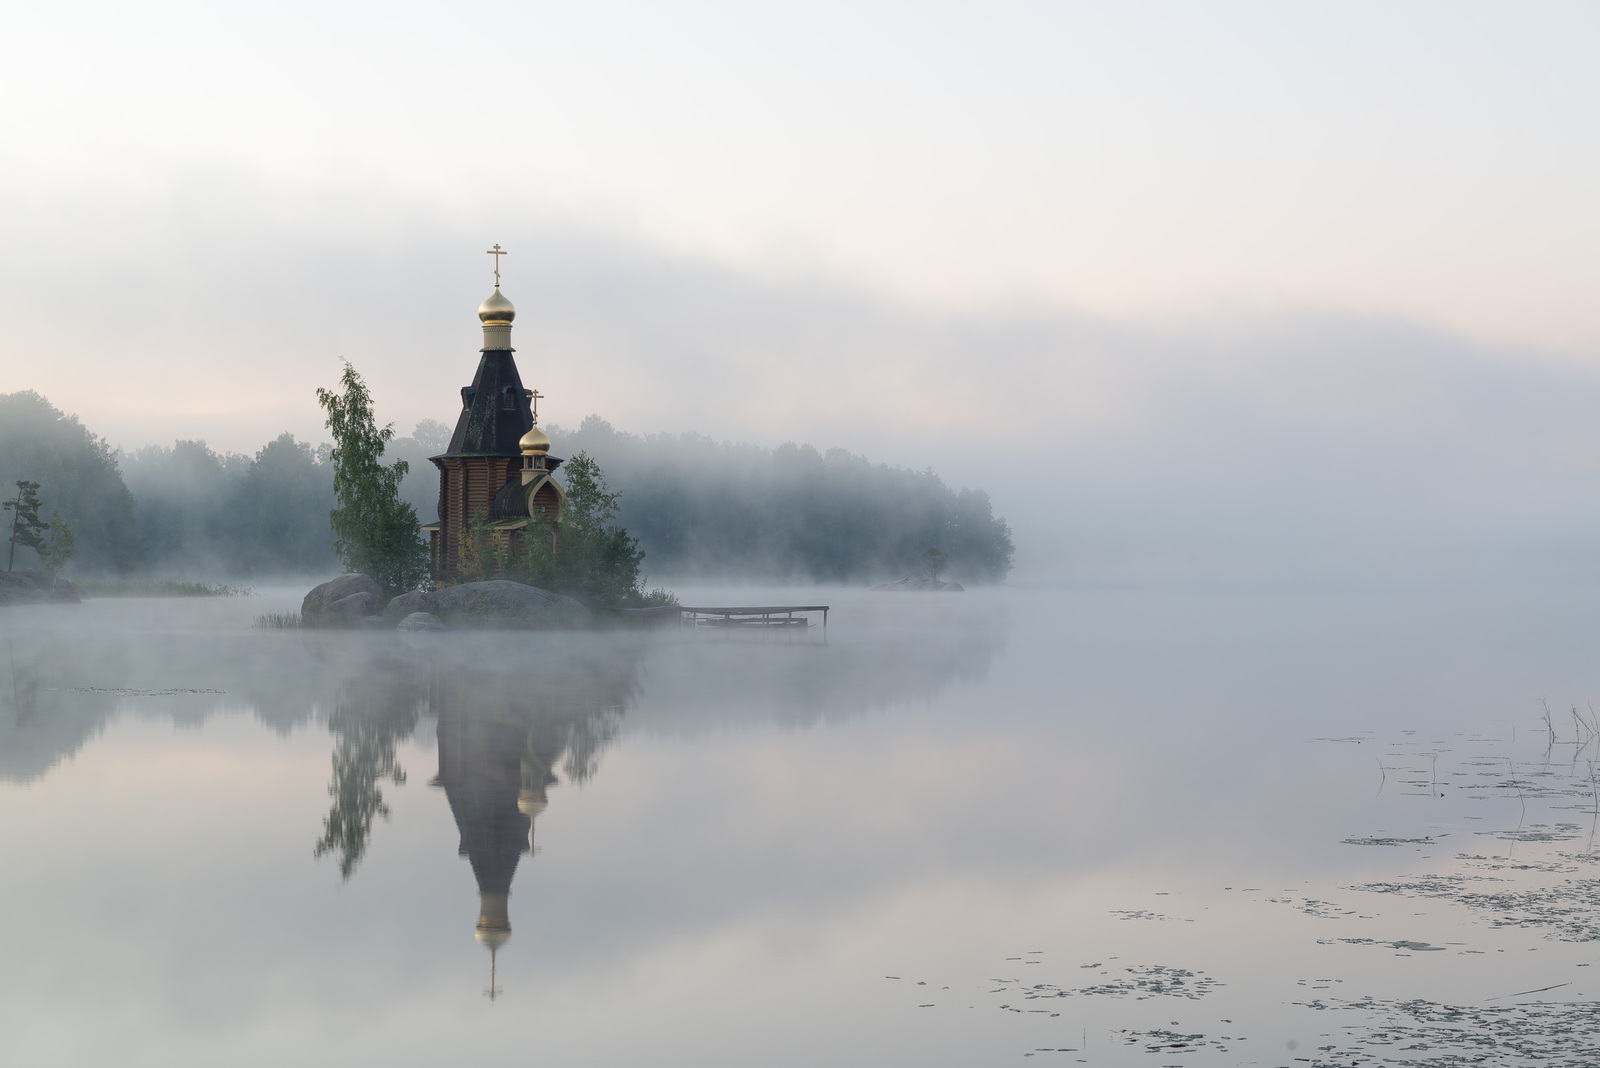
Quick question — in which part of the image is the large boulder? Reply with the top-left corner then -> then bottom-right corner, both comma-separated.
0,570 -> 77,605
326,591 -> 385,621
432,580 -> 590,628
302,574 -> 385,623
385,588 -> 442,621
0,570 -> 47,606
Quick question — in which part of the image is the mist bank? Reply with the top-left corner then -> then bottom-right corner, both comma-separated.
0,391 -> 1012,585
989,314 -> 1600,588
7,183 -> 1600,587
535,416 -> 1013,584
0,590 -> 1003,785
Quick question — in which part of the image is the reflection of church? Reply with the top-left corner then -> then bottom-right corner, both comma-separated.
432,673 -> 561,992
427,646 -> 635,996
425,246 -> 567,582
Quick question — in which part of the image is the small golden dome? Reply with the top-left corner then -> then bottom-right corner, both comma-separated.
479,288 -> 516,323
519,423 -> 550,454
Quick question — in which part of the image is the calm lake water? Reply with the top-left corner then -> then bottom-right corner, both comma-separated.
6,584 -> 1600,1066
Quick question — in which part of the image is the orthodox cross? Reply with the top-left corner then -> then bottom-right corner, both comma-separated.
486,244 -> 508,287
529,388 -> 543,423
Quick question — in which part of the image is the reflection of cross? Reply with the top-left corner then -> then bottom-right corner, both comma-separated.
484,945 -> 502,1001
486,244 -> 508,287
529,388 -> 543,423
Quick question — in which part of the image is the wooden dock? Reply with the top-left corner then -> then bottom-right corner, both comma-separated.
602,604 -> 830,629
679,605 -> 829,629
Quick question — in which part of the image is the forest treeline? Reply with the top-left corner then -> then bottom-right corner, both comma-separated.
0,392 -> 1012,582
546,416 -> 1013,583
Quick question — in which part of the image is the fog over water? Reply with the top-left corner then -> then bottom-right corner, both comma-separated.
7,585 -> 1600,1065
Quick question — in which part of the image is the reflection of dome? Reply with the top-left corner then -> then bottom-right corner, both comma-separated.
519,423 -> 550,455
477,891 -> 512,948
479,288 -> 516,323
517,788 -> 549,819
475,927 -> 511,950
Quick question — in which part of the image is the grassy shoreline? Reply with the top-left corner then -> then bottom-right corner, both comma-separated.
75,578 -> 253,598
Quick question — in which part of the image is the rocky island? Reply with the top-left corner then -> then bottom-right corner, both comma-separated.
301,573 -> 589,630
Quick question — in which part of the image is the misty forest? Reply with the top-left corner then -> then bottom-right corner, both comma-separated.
0,388 -> 1012,585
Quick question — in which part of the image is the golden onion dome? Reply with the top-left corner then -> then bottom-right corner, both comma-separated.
478,288 -> 516,323
519,423 -> 550,454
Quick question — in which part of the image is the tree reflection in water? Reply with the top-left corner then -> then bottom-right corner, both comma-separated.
313,660 -> 426,879
0,601 -> 1003,998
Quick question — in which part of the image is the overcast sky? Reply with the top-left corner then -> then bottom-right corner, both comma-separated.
2,2 -> 1598,581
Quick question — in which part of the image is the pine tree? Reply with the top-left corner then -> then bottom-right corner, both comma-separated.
5,480 -> 44,571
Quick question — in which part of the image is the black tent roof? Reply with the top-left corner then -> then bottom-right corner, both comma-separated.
440,350 -> 534,458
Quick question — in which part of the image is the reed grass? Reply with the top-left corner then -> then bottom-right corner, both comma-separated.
77,578 -> 252,598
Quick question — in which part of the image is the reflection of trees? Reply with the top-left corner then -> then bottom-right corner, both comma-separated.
313,660 -> 425,879
563,704 -> 621,784
2,608 -> 1006,900
8,638 -> 34,729
1,635 -> 123,782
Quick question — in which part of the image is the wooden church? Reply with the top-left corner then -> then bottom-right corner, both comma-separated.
424,247 -> 564,579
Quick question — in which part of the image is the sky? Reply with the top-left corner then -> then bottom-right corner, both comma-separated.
2,1 -> 1598,582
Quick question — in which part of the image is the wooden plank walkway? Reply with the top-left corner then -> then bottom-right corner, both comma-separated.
679,605 -> 829,629
602,605 -> 830,629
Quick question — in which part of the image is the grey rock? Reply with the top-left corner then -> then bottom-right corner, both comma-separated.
0,570 -> 78,606
0,571 -> 47,605
432,580 -> 590,628
325,591 -> 384,621
386,589 -> 442,620
397,611 -> 446,631
302,574 -> 385,620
